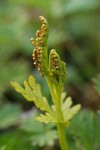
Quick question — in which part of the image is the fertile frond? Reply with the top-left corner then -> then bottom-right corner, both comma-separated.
49,49 -> 67,87
31,16 -> 49,77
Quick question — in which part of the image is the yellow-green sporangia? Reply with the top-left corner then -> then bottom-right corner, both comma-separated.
11,16 -> 81,150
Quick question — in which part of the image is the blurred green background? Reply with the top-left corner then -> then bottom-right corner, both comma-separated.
0,0 -> 100,150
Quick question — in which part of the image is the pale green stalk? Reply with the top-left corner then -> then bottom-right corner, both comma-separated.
57,125 -> 69,150
46,76 -> 69,150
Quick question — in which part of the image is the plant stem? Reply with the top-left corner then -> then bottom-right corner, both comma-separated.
56,91 -> 69,150
46,77 -> 69,150
57,125 -> 69,150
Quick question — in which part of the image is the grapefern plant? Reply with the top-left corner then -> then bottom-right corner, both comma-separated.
11,16 -> 81,150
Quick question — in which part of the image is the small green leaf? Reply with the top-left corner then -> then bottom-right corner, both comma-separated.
11,75 -> 53,115
63,104 -> 81,121
61,92 -> 67,103
28,75 -> 36,89
62,96 -> 73,113
10,82 -> 24,93
35,113 -> 57,124
61,95 -> 81,124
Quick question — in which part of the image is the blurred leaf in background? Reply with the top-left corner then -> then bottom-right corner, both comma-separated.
0,1 -> 30,97
0,103 -> 21,129
20,112 -> 58,147
0,146 -> 6,150
93,74 -> 100,94
0,129 -> 39,150
67,110 -> 100,150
